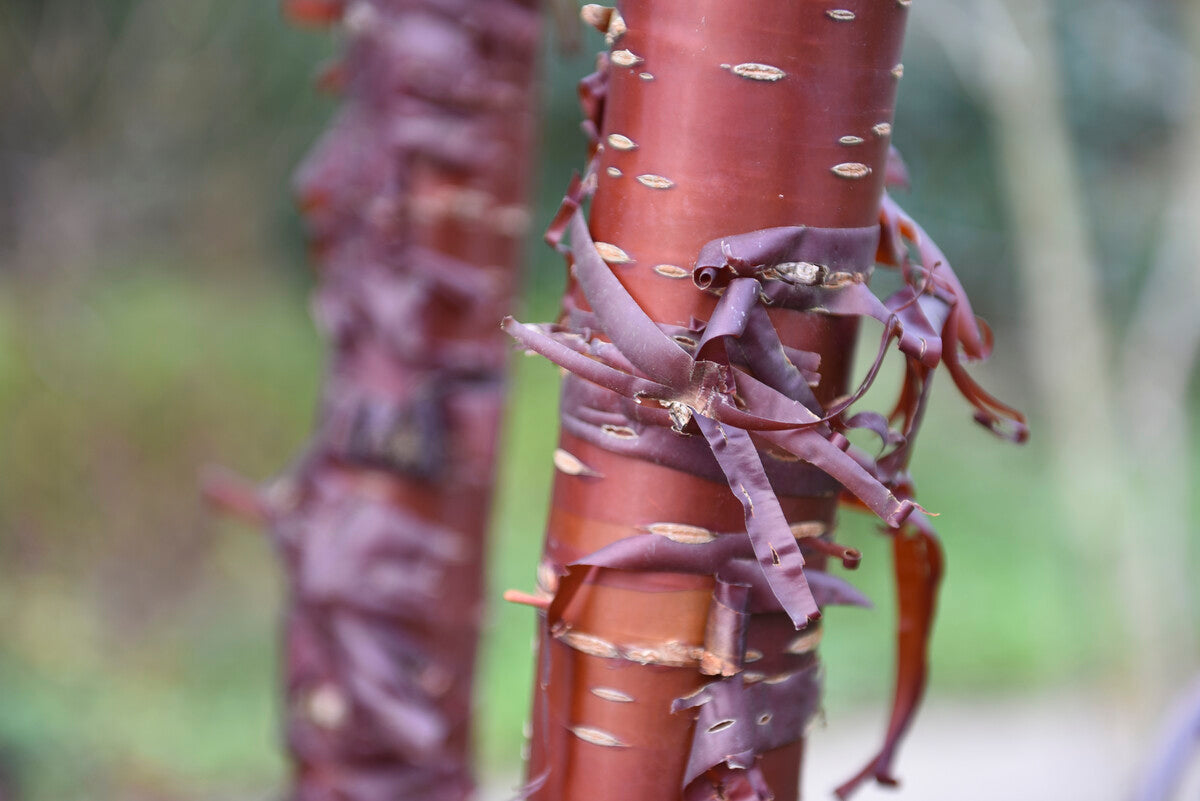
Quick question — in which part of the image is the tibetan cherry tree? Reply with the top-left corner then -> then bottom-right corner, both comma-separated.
503,1 -> 1025,800
206,0 -> 540,798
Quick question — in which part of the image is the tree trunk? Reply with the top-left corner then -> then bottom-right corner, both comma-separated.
207,1 -> 541,798
505,2 -> 1022,800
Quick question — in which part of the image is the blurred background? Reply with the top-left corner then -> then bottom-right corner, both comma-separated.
0,0 -> 1197,798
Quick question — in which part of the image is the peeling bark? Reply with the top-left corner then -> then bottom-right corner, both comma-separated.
207,1 -> 541,798
506,3 -> 1022,800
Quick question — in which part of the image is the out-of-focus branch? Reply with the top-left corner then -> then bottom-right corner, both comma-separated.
922,0 -> 1121,592
919,0 -> 1197,700
199,464 -> 268,528
1115,0 -> 1200,698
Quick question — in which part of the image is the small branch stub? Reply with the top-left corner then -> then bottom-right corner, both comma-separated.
504,589 -> 551,610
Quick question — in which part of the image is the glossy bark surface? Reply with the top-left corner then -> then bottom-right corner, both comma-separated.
510,0 -> 1024,796
518,3 -> 911,800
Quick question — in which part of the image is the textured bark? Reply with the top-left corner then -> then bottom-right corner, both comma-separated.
206,1 -> 540,799
505,3 -> 1023,800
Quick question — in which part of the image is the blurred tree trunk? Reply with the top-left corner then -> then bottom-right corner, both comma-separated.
208,1 -> 541,798
923,0 -> 1198,703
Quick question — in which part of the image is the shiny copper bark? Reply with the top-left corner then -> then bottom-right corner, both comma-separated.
507,2 -> 1023,800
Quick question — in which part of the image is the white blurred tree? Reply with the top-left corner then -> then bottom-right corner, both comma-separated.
922,0 -> 1199,709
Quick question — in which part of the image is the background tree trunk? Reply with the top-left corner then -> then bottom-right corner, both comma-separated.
505,2 -> 1018,799
207,1 -> 541,798
922,0 -> 1199,708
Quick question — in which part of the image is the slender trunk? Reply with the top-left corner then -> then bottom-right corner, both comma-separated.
923,0 -> 1199,699
207,1 -> 541,798
1115,1 -> 1200,694
506,2 -> 1021,800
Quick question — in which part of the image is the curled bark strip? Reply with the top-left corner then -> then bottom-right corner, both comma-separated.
877,194 -> 1029,442
673,661 -> 822,791
691,225 -> 879,291
697,416 -> 822,626
200,464 -> 269,527
703,581 -> 752,676
551,532 -> 871,618
567,212 -> 707,391
552,207 -> 922,468
835,508 -> 944,799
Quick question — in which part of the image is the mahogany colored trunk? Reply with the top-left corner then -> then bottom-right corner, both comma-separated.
519,3 -> 909,800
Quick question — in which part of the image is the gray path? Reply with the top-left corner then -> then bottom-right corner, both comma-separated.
482,691 -> 1200,800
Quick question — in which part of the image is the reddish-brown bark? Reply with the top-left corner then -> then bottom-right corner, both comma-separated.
506,3 -> 1023,800
207,2 -> 541,799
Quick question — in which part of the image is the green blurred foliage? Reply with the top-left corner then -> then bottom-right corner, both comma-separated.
0,1 -> 1195,799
